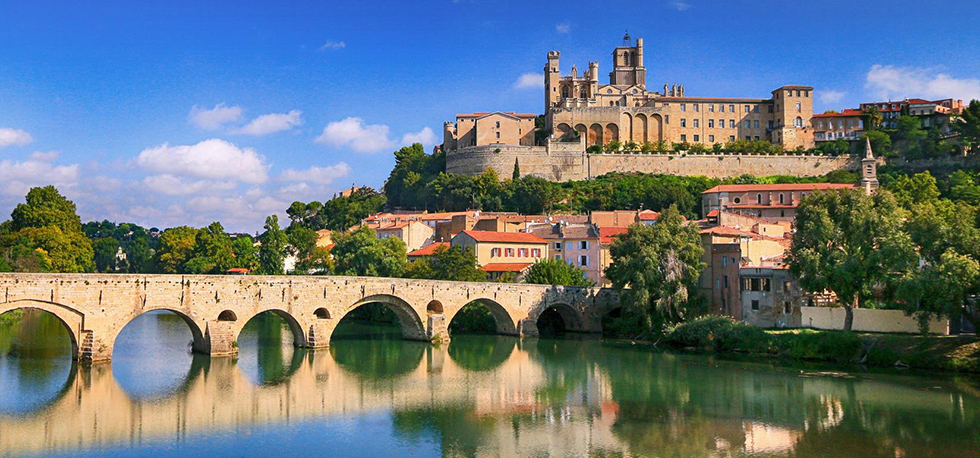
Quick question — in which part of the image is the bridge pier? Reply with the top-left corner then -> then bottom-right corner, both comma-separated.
427,314 -> 450,343
518,319 -> 539,338
204,320 -> 238,357
305,321 -> 337,349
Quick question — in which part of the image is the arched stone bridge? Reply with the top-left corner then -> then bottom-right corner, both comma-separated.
0,273 -> 619,362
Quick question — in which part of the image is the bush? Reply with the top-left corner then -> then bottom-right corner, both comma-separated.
773,330 -> 862,363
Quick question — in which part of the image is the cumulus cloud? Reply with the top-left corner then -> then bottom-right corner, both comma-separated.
819,90 -> 846,104
0,158 -> 79,197
315,117 -> 395,153
279,163 -> 351,185
320,41 -> 346,51
231,110 -> 303,136
866,64 -> 980,101
514,73 -> 544,90
0,128 -> 33,148
401,127 -> 437,146
30,150 -> 60,161
556,23 -> 571,34
188,103 -> 243,130
141,174 -> 237,196
136,139 -> 269,184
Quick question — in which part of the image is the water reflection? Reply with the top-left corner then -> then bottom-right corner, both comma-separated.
0,309 -> 75,416
112,310 -> 202,401
0,312 -> 978,458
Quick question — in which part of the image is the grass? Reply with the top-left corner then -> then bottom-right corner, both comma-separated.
666,315 -> 980,373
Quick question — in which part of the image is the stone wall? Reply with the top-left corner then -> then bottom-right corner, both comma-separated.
800,306 -> 949,334
446,143 -> 862,181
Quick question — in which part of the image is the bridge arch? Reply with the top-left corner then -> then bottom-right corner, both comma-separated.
111,308 -> 208,356
0,300 -> 83,360
532,302 -> 585,334
446,298 -> 518,336
337,294 -> 426,342
235,309 -> 306,348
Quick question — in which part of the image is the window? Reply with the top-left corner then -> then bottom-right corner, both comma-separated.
680,134 -> 687,142
496,132 -> 500,139
665,115 -> 670,124
729,135 -> 735,141
491,248 -> 501,257
531,248 -> 541,257
581,89 -> 587,98
680,103 -> 687,112
708,104 -> 715,112
505,248 -> 514,257
784,281 -> 791,293
607,88 -> 613,94
753,120 -> 760,129
722,257 -> 728,267
693,119 -> 699,128
733,197 -> 741,204
579,240 -> 589,250
796,102 -> 802,112
753,106 -> 759,113
744,104 -> 751,112
751,300 -> 760,311
729,104 -> 735,112
579,255 -> 588,266
693,104 -> 699,112
744,120 -> 751,129
554,242 -> 561,250
768,120 -> 774,129
756,193 -> 762,203
681,118 -> 687,128
555,254 -> 561,260
709,135 -> 714,142
723,275 -> 729,288
694,134 -> 700,142
719,104 -> 725,113
729,119 -> 735,128
745,136 -> 752,140
779,193 -> 785,204
794,116 -> 804,128
708,119 -> 714,128
783,301 -> 791,314
518,248 -> 528,257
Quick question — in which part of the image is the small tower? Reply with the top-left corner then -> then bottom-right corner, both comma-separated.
860,137 -> 879,194
544,50 -> 561,113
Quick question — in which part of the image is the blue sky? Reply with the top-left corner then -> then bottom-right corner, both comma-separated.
1,0 -> 979,232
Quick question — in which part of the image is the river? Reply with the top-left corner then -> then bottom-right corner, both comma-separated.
0,308 -> 978,457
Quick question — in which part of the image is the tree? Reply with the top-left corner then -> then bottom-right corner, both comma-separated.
605,206 -> 706,333
787,189 -> 915,331
231,236 -> 259,272
506,176 -> 562,214
863,106 -> 883,131
885,171 -> 940,209
953,99 -> 980,153
862,130 -> 892,157
320,187 -> 387,231
0,186 -> 94,273
512,158 -> 521,180
184,222 -> 235,274
384,143 -> 445,209
156,226 -> 198,273
524,258 -> 594,287
403,245 -> 487,282
92,237 -> 120,272
258,215 -> 288,275
126,237 -> 155,273
331,225 -> 406,277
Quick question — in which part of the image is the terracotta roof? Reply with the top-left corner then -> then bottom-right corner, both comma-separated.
702,183 -> 856,193
458,230 -> 547,244
527,224 -> 562,239
599,226 -> 628,244
638,210 -> 660,220
407,242 -> 449,257
706,209 -> 720,218
560,224 -> 599,240
227,268 -> 250,274
481,262 -> 534,272
701,226 -> 759,238
812,109 -> 864,118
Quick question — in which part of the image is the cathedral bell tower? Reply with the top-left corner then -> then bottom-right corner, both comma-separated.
609,33 -> 646,89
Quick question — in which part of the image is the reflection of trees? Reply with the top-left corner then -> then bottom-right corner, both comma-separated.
391,404 -> 497,458
447,336 -> 515,372
332,303 -> 402,339
239,312 -> 305,386
330,337 -> 426,381
0,309 -> 76,416
447,303 -> 496,335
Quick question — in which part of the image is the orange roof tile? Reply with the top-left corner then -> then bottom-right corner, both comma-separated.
407,242 -> 449,257
599,226 -> 628,244
481,262 -> 534,272
638,210 -> 660,220
458,230 -> 547,244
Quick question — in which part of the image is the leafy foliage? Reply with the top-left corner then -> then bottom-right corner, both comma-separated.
403,245 -> 486,282
331,225 -> 406,277
258,215 -> 288,275
524,258 -> 593,287
0,186 -> 94,273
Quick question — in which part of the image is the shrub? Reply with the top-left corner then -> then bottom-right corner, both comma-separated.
773,330 -> 862,363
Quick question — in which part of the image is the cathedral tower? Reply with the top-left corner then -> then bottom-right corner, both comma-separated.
609,33 -> 646,88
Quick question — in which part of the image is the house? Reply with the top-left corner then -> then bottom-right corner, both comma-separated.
558,224 -> 602,284
406,242 -> 450,262
365,220 -> 435,252
812,109 -> 865,143
597,226 -> 628,286
481,262 -> 535,281
451,230 -> 548,271
701,182 -> 858,223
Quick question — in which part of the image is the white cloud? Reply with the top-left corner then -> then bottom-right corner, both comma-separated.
401,127 -> 437,146
315,117 -> 395,153
0,128 -> 33,148
556,23 -> 571,34
0,158 -> 79,197
188,103 -> 243,130
320,41 -> 346,51
670,1 -> 691,11
231,110 -> 303,136
865,64 -> 980,101
136,139 -> 269,184
818,90 -> 846,105
142,174 -> 237,196
514,73 -> 544,90
279,163 -> 351,185
29,150 -> 59,161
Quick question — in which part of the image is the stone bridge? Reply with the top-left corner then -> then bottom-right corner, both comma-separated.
0,273 -> 619,362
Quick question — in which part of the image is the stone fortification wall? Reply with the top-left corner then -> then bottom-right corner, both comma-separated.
447,144 -> 862,181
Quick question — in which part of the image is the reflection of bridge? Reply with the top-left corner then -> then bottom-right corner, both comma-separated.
0,274 -> 619,361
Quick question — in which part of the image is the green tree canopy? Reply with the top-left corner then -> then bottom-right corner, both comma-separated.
524,258 -> 594,287
231,236 -> 259,272
92,237 -> 120,273
605,206 -> 706,333
331,225 -> 406,277
258,215 -> 288,275
788,189 -> 916,331
156,226 -> 199,274
0,186 -> 94,273
403,245 -> 487,282
184,222 -> 235,274
953,99 -> 980,152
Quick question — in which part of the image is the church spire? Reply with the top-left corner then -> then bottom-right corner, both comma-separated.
860,137 -> 879,194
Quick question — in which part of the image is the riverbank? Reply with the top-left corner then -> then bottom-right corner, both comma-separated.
664,316 -> 980,374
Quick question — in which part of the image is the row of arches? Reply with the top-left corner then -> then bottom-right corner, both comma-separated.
555,112 -> 664,146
